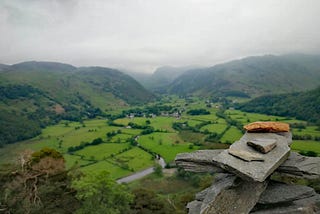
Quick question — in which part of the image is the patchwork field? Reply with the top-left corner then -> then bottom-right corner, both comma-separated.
1,102 -> 319,182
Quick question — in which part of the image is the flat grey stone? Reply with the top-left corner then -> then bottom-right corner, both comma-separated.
175,150 -> 224,173
195,187 -> 210,201
247,138 -> 277,153
228,148 -> 265,161
275,152 -> 320,180
187,200 -> 203,214
251,194 -> 320,214
201,174 -> 268,214
258,181 -> 316,204
212,132 -> 291,182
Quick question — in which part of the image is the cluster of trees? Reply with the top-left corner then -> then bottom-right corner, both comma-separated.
0,148 -> 80,213
187,108 -> 210,115
0,84 -> 106,146
239,86 -> 320,125
67,138 -> 103,153
1,147 -> 178,213
0,84 -> 43,100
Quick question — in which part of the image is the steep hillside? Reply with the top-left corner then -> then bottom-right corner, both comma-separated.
126,66 -> 201,92
145,66 -> 201,91
0,61 -> 154,145
239,86 -> 320,124
167,54 -> 320,97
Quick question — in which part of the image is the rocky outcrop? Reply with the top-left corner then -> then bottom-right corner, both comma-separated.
175,125 -> 320,214
175,150 -> 224,173
275,152 -> 320,180
195,173 -> 267,214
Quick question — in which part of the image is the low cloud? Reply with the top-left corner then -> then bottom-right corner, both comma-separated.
1,0 -> 320,72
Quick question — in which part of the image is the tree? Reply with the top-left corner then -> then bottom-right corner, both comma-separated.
0,148 -> 79,214
130,188 -> 174,214
72,170 -> 133,214
154,163 -> 163,177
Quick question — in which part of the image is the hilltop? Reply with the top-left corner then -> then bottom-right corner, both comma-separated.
0,61 -> 154,145
165,54 -> 320,97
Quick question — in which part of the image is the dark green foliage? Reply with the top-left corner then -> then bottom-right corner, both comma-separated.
239,86 -> 320,124
140,126 -> 155,135
130,188 -> 174,214
299,150 -> 318,157
154,163 -> 163,177
0,110 -> 41,146
73,171 -> 133,214
67,138 -> 104,153
0,84 -> 42,99
0,149 -> 80,214
31,147 -> 64,163
187,108 -> 210,115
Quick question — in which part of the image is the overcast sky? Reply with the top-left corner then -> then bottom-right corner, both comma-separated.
1,0 -> 320,73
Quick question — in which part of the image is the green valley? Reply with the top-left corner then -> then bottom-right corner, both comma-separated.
1,95 -> 319,181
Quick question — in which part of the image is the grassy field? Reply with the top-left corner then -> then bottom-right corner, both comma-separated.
110,147 -> 154,172
138,133 -> 199,162
291,140 -> 320,155
80,160 -> 131,179
1,101 -> 320,184
220,126 -> 243,143
292,126 -> 320,137
75,143 -> 131,161
200,123 -> 228,134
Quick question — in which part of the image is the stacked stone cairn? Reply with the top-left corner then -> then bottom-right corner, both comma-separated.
175,122 -> 320,214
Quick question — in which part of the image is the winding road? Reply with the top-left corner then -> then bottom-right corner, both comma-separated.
116,157 -> 166,183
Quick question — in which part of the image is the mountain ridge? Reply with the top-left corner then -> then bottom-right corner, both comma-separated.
166,54 -> 320,97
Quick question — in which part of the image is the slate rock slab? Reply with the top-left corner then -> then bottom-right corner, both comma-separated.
200,174 -> 268,214
212,132 -> 290,182
275,152 -> 320,180
175,150 -> 224,173
258,181 -> 316,204
187,201 -> 202,214
228,148 -> 265,161
247,138 -> 277,154
251,194 -> 320,214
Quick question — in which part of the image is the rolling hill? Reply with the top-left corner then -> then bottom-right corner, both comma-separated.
238,86 -> 320,124
0,61 -> 154,145
167,54 -> 320,97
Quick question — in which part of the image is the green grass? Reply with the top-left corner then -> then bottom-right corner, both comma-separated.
75,143 -> 131,160
80,161 -> 131,179
292,126 -> 320,137
138,133 -> 199,162
220,126 -> 243,143
200,123 -> 228,134
110,147 -> 154,172
225,109 -> 285,124
63,154 -> 94,169
114,118 -> 146,126
291,140 -> 320,156
110,134 -> 132,143
146,117 -> 177,132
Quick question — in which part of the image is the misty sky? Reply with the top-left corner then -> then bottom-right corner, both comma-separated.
1,0 -> 320,73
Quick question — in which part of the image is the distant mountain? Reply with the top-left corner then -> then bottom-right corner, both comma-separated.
125,66 -> 202,92
0,63 -> 9,71
238,86 -> 320,124
0,61 -> 154,145
167,54 -> 320,97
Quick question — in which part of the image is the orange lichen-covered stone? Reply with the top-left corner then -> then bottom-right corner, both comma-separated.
244,121 -> 290,133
